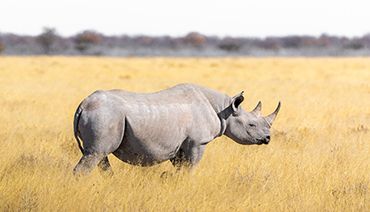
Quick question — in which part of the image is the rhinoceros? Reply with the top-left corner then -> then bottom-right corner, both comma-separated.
73,83 -> 280,175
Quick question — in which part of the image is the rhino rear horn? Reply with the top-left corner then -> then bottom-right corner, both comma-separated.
251,101 -> 262,116
265,102 -> 281,125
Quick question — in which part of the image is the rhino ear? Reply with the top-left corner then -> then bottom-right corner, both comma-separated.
231,91 -> 244,112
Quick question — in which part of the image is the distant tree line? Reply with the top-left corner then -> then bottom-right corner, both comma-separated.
1,28 -> 370,56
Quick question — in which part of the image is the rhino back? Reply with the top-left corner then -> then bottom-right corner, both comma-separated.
107,84 -> 221,140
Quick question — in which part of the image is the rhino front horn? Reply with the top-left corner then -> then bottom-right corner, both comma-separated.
265,102 -> 281,125
251,101 -> 262,116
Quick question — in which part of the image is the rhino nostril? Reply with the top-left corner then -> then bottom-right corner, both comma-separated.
266,135 -> 270,140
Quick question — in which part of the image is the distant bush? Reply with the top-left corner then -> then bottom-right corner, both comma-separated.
135,36 -> 154,47
0,41 -> 4,54
281,36 -> 303,48
36,27 -> 58,54
218,38 -> 242,52
345,39 -> 364,50
259,37 -> 281,50
361,34 -> 370,48
184,32 -> 206,48
74,31 -> 102,53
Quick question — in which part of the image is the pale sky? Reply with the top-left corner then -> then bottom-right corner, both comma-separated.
1,0 -> 369,37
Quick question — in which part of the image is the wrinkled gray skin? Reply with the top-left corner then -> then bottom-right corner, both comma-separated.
73,83 -> 280,175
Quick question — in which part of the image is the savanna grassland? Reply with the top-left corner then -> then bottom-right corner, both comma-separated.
0,57 -> 369,211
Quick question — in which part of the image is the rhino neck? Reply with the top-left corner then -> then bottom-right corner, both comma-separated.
195,85 -> 230,113
196,85 -> 232,137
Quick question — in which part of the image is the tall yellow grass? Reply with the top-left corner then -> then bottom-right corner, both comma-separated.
0,57 -> 369,211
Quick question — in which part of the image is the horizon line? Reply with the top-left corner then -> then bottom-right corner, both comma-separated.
1,28 -> 370,39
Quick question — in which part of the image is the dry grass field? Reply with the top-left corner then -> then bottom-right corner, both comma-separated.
0,57 -> 369,211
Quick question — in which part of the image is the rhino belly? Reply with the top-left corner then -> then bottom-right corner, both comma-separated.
112,136 -> 182,166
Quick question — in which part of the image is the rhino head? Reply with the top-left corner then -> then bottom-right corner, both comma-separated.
221,91 -> 281,145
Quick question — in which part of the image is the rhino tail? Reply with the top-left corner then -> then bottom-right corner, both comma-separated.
73,102 -> 85,154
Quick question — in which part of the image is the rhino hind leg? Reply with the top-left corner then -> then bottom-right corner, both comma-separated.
73,153 -> 106,176
73,114 -> 126,176
97,156 -> 113,177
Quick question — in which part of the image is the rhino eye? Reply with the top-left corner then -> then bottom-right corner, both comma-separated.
248,123 -> 256,127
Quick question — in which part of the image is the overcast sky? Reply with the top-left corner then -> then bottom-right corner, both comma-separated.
1,0 -> 369,37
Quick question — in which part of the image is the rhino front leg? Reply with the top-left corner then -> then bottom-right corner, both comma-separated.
187,145 -> 206,168
170,144 -> 205,171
